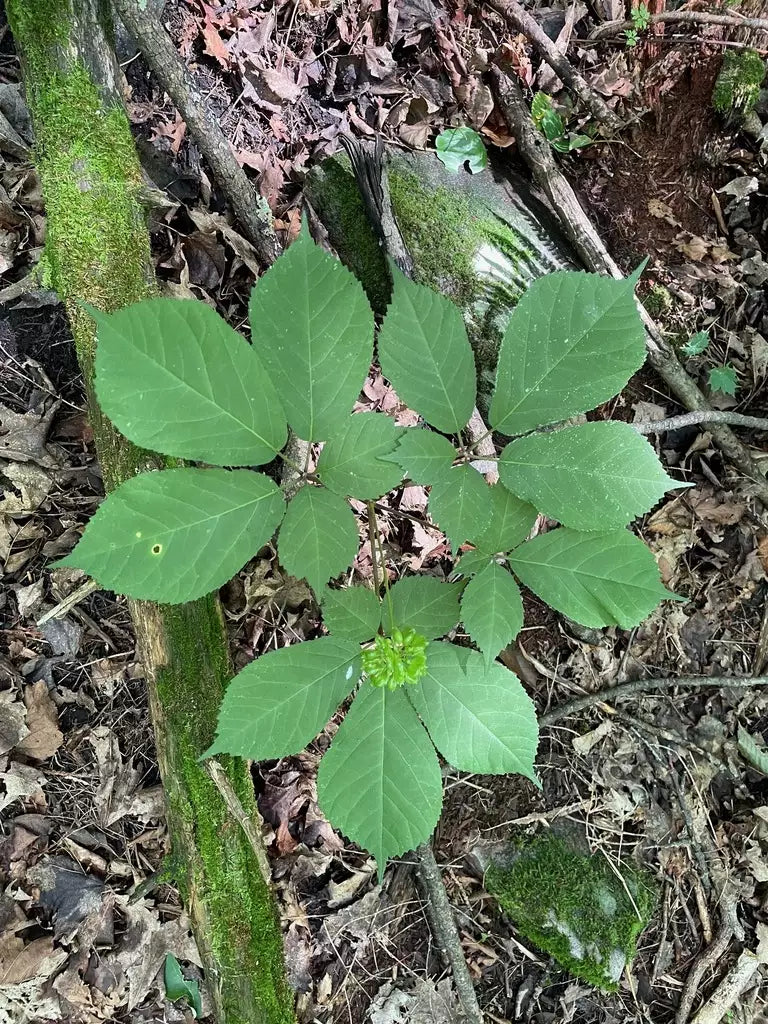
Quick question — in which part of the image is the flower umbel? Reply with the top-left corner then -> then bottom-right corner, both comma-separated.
362,628 -> 428,690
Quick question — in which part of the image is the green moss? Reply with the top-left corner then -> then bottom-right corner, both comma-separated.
486,835 -> 657,991
713,49 -> 766,116
641,283 -> 672,318
154,599 -> 295,1024
304,157 -> 390,313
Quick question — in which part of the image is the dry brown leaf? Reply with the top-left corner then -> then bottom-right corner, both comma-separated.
0,692 -> 28,755
0,936 -> 67,985
16,682 -> 62,761
757,535 -> 768,575
201,19 -> 231,68
262,68 -> 302,103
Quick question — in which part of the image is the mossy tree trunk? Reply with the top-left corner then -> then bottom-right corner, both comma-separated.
7,3 -> 295,1022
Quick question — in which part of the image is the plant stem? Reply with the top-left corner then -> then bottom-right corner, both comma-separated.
367,500 -> 381,595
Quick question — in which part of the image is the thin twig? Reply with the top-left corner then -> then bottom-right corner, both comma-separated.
415,844 -> 484,1024
539,674 -> 768,728
111,0 -> 278,264
633,410 -> 768,434
488,65 -> 768,509
488,0 -> 623,129
591,9 -> 768,40
204,759 -> 272,886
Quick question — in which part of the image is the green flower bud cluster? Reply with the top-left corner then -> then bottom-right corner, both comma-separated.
362,628 -> 428,690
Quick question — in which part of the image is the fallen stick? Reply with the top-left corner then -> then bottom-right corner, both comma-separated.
488,65 -> 768,509
111,0 -> 278,264
633,410 -> 768,434
690,949 -> 762,1024
415,844 -> 484,1024
591,9 -> 768,40
488,0 -> 623,129
538,674 -> 767,727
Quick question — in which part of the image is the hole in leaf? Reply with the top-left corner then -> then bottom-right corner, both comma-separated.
151,543 -> 162,555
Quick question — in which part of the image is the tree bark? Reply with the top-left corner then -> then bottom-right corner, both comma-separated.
6,3 -> 295,1022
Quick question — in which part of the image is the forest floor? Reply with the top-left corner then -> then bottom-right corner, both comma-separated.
1,2 -> 767,1023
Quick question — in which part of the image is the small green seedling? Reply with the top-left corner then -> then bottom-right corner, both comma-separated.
681,331 -> 739,396
59,222 -> 684,874
531,93 -> 592,153
163,953 -> 202,1018
435,126 -> 488,174
625,2 -> 651,45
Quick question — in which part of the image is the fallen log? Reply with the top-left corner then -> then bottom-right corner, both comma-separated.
6,3 -> 295,1022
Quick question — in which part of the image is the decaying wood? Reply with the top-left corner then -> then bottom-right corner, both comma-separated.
489,0 -> 623,130
7,3 -> 294,1021
690,949 -> 763,1024
111,0 -> 279,264
488,65 -> 768,510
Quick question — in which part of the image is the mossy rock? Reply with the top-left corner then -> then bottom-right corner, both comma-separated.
305,148 -> 576,405
712,49 -> 766,117
485,834 -> 657,991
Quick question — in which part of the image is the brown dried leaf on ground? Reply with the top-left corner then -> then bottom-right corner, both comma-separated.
0,761 -> 46,813
108,897 -> 201,1011
0,692 -> 28,755
88,726 -> 142,828
16,682 -> 62,762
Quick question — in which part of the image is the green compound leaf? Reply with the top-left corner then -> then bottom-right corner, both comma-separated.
435,126 -> 488,174
428,463 -> 490,550
509,528 -> 675,629
278,486 -> 359,594
490,270 -> 646,435
410,642 -> 539,781
317,682 -> 443,876
461,562 -> 524,668
383,428 -> 456,485
386,575 -> 463,639
378,265 -> 476,434
58,468 -> 285,603
205,636 -> 360,759
91,298 -> 287,466
322,585 -> 382,642
499,422 -> 680,531
164,954 -> 202,1019
472,483 -> 537,554
316,412 -> 404,500
708,364 -> 738,396
249,221 -> 374,442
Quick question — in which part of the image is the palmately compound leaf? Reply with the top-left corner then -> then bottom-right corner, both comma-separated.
278,486 -> 359,594
472,483 -> 537,554
385,575 -> 463,639
378,265 -> 476,434
322,585 -> 382,643
316,413 -> 404,500
435,126 -> 488,174
509,528 -> 675,629
249,221 -> 374,441
490,269 -> 646,435
382,428 -> 456,485
91,298 -> 287,466
461,562 -> 524,667
205,636 -> 361,759
499,421 -> 680,531
58,468 -> 285,603
428,463 -> 490,550
409,642 -> 539,781
317,682 -> 443,876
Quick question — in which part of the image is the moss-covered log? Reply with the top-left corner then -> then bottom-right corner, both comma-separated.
7,3 -> 295,1022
